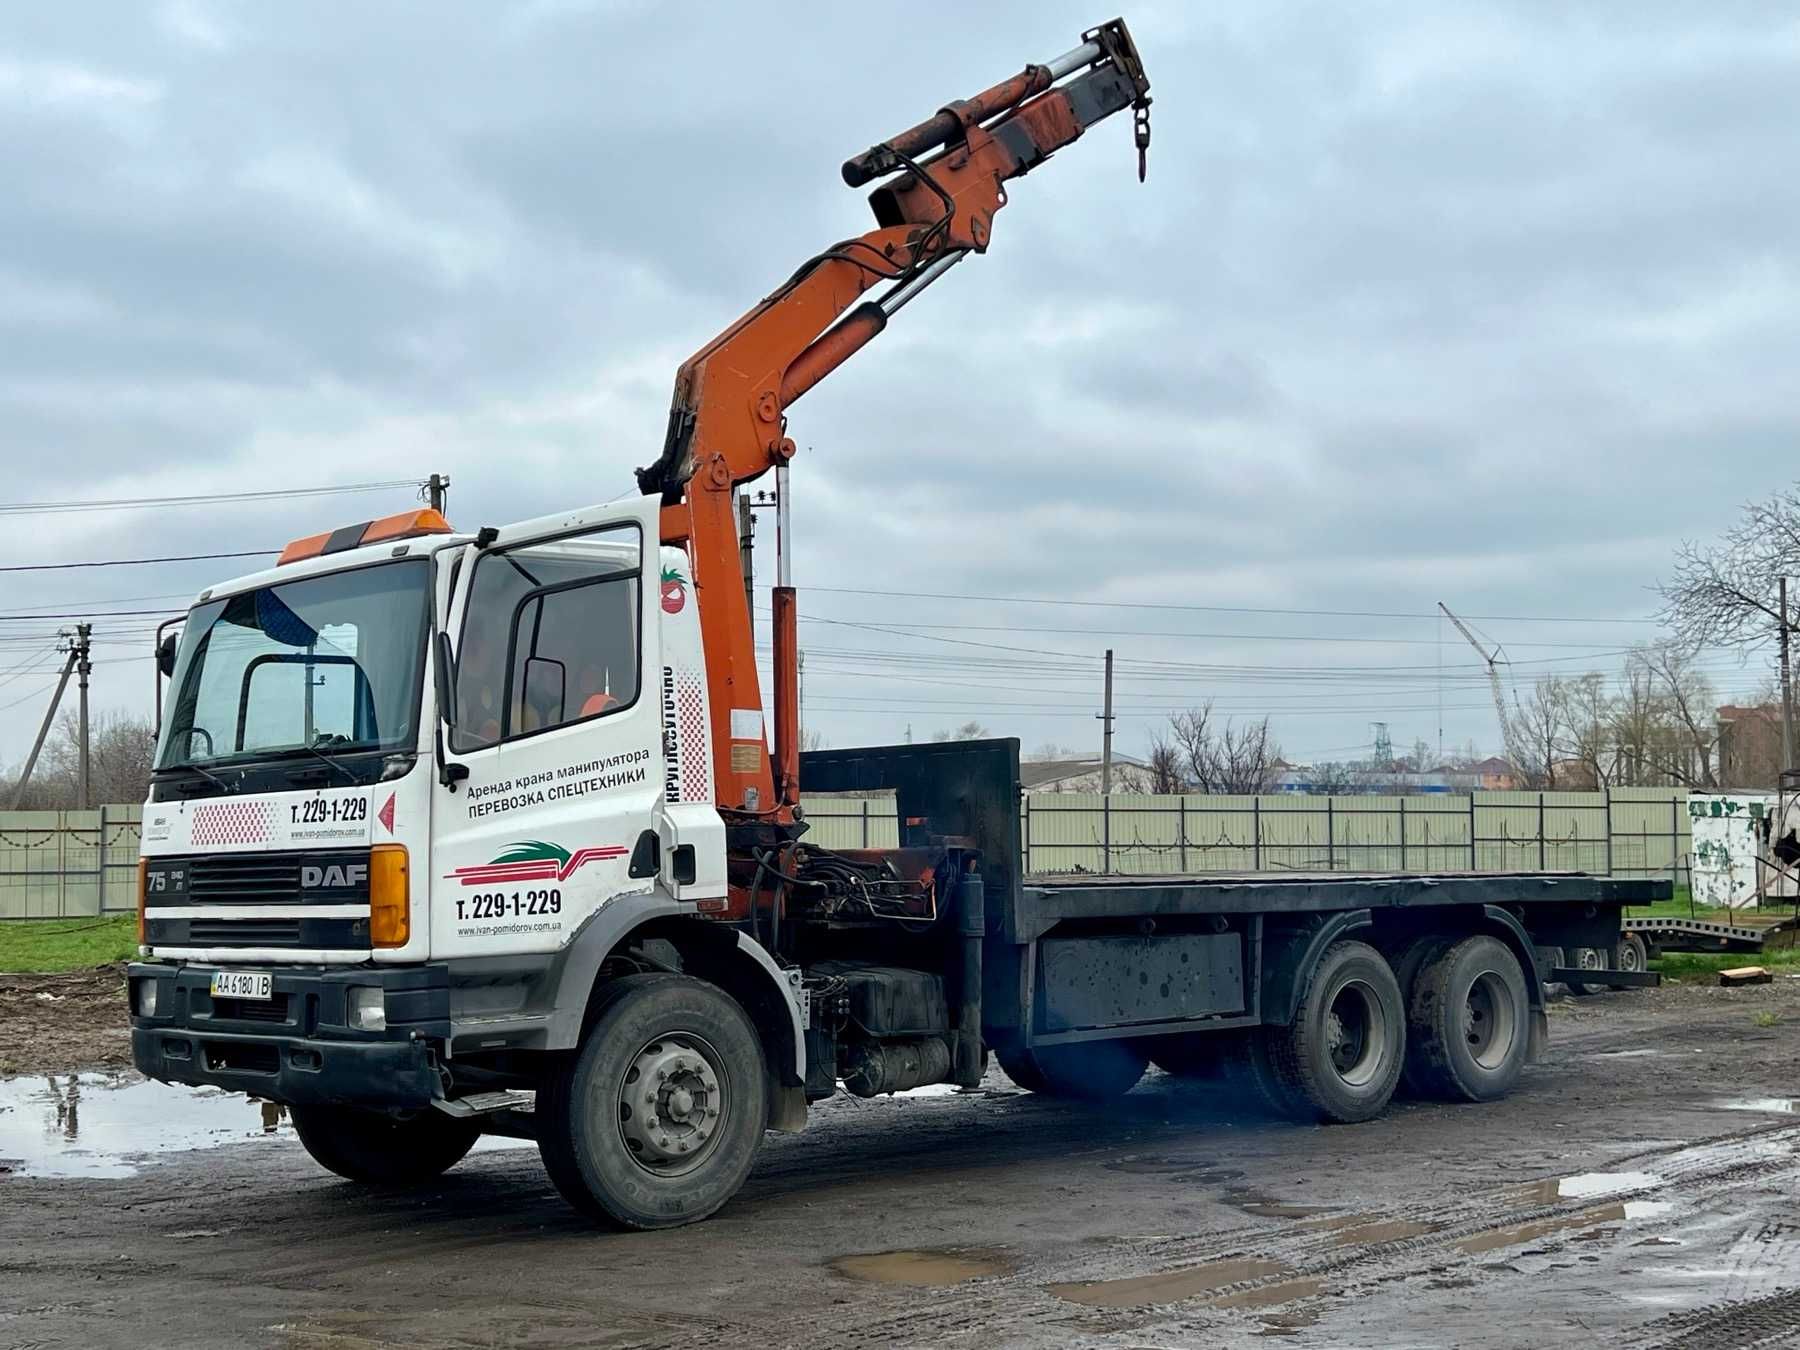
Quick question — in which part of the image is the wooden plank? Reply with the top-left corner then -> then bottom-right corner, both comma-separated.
1718,966 -> 1773,986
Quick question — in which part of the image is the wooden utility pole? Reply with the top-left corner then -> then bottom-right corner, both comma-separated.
1098,648 -> 1115,795
75,623 -> 92,809
11,641 -> 79,808
737,491 -> 755,639
1782,577 -> 1794,773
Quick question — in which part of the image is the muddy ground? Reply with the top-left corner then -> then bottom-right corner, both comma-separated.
0,964 -> 131,1076
3,981 -> 1799,1349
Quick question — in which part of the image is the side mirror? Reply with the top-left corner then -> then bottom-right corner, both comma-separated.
155,633 -> 179,679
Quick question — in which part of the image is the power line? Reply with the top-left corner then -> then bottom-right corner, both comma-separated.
0,479 -> 423,517
804,585 -> 1662,626
0,612 -> 179,626
0,549 -> 276,574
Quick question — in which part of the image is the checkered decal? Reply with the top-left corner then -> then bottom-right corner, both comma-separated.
191,800 -> 277,847
678,670 -> 710,801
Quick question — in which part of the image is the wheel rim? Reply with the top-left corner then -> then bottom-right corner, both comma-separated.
1618,940 -> 1642,973
1576,947 -> 1604,971
1463,970 -> 1518,1071
616,1033 -> 729,1177
1324,979 -> 1387,1088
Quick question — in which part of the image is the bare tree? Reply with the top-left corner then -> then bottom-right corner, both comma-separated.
1658,488 -> 1800,651
931,720 -> 989,743
1167,704 -> 1283,795
799,727 -> 828,753
1628,644 -> 1721,788
5,709 -> 158,809
1506,675 -> 1567,789
1146,734 -> 1186,794
1561,672 -> 1617,789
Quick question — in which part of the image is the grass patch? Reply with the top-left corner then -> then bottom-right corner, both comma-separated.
1753,1010 -> 1782,1028
0,914 -> 138,974
1652,945 -> 1800,983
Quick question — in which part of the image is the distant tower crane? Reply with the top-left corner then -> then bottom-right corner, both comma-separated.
1437,601 -> 1531,774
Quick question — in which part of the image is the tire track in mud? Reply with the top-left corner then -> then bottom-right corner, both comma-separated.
1650,1288 -> 1800,1349
676,1122 -> 1800,1350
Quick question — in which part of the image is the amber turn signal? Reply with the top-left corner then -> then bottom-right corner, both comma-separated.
369,843 -> 410,948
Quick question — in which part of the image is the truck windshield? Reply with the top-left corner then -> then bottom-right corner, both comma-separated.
158,560 -> 431,770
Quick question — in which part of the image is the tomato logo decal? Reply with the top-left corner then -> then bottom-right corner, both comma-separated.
660,565 -> 687,614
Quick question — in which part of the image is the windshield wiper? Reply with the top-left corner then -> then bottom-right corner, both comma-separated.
156,762 -> 236,795
283,738 -> 366,787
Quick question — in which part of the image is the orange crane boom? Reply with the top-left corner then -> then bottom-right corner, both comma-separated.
638,19 -> 1152,824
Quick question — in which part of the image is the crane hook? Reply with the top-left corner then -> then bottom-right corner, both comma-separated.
1133,97 -> 1152,183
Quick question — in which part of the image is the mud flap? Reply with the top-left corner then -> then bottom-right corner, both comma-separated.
1528,1007 -> 1548,1062
767,1082 -> 807,1132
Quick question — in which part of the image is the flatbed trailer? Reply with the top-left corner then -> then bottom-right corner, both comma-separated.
804,740 -> 1668,1111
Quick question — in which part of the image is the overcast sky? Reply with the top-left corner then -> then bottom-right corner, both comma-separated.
3,1 -> 1797,774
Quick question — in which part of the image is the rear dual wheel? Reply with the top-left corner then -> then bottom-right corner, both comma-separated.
1404,935 -> 1530,1102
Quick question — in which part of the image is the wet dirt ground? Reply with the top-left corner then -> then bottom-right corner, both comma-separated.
3,981 -> 1799,1349
0,964 -> 131,1077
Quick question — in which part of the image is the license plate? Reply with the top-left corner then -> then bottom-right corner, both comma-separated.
210,970 -> 273,1001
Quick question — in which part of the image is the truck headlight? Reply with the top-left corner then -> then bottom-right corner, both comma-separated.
347,986 -> 386,1032
134,978 -> 159,1017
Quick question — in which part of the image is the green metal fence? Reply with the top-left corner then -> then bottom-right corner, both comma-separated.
0,790 -> 1690,920
0,807 -> 145,919
802,789 -> 1691,888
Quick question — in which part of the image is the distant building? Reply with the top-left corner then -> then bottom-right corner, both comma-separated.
1717,704 -> 1782,789
1021,753 -> 1149,794
1269,756 -> 1518,795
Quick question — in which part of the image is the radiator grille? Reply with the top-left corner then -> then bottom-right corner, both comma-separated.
188,918 -> 302,947
208,994 -> 291,1024
185,854 -> 303,904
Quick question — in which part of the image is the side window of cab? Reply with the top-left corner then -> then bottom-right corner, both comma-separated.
451,526 -> 642,752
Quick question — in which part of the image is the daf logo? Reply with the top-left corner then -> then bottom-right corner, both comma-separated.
301,863 -> 368,889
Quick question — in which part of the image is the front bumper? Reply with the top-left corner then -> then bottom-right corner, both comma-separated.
129,962 -> 449,1109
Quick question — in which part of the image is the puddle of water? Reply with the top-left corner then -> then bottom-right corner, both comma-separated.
1594,1048 -> 1661,1059
1460,1205 -> 1628,1254
0,1073 -> 536,1179
1048,1257 -> 1291,1309
831,1248 -> 1009,1287
1624,1200 -> 1675,1220
1212,1278 -> 1325,1310
0,1073 -> 288,1179
1236,1202 -> 1337,1220
1715,1098 -> 1799,1115
1511,1170 -> 1662,1206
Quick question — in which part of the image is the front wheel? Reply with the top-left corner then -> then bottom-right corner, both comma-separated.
290,1104 -> 479,1185
537,974 -> 766,1229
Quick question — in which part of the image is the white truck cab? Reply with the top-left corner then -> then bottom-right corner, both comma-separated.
131,503 -> 806,1225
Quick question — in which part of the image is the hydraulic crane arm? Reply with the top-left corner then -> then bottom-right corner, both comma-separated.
640,19 -> 1152,822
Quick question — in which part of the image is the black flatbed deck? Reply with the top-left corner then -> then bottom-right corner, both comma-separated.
1012,870 -> 1669,941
